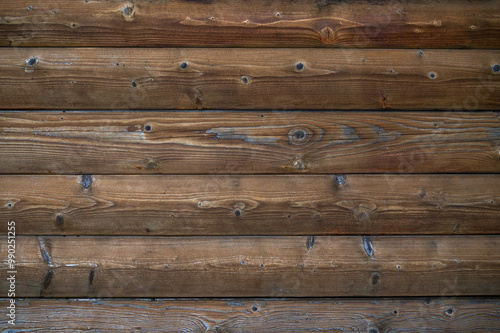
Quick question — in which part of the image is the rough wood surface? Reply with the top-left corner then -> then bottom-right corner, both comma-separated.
1,111 -> 500,174
2,236 -> 499,297
1,48 -> 499,110
2,175 -> 499,235
2,298 -> 499,332
1,0 -> 499,48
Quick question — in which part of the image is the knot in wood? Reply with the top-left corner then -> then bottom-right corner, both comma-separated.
320,26 -> 335,40
288,127 -> 312,146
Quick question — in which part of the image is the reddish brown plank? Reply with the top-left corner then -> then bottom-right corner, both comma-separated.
1,0 -> 499,48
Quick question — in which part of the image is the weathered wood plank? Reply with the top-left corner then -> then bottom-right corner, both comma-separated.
1,111 -> 500,174
1,0 -> 499,48
2,298 -> 499,332
1,175 -> 499,235
0,48 -> 499,110
2,236 -> 499,297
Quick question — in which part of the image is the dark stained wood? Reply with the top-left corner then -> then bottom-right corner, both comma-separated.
1,111 -> 500,174
2,236 -> 500,297
3,298 -> 500,332
1,0 -> 499,48
1,48 -> 499,110
1,175 -> 499,235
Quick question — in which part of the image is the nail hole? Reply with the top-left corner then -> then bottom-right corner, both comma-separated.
429,72 -> 436,79
123,6 -> 134,16
116,62 -> 119,66
71,23 -> 76,28
241,76 -> 249,84
493,64 -> 500,73
180,62 -> 188,70
295,62 -> 305,71
55,214 -> 64,226
393,310 -> 398,315
293,160 -> 305,170
28,5 -> 33,10
397,265 -> 402,269
419,50 -> 424,57
260,264 -> 264,268
144,124 -> 152,132
27,57 -> 38,67
260,114 -> 264,118
252,306 -> 258,312
7,203 -> 12,208
362,58 -> 366,62
234,209 -> 242,217
446,308 -> 454,315
276,12 -> 280,17
131,81 -> 137,87
147,161 -> 157,170
335,174 -> 346,186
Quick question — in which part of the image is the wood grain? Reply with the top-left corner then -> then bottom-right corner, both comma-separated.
2,236 -> 500,297
2,175 -> 500,235
1,111 -> 500,174
2,298 -> 499,332
1,48 -> 499,110
1,0 -> 499,48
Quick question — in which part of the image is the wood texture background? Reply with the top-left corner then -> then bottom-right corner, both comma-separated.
1,0 -> 500,330
0,48 -> 499,110
1,111 -> 499,174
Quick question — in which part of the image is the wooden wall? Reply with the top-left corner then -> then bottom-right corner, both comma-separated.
1,0 -> 500,331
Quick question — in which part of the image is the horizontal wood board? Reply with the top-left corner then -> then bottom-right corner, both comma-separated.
1,0 -> 499,48
1,298 -> 500,332
1,174 -> 499,235
0,48 -> 499,110
1,111 -> 500,174
2,235 -> 500,297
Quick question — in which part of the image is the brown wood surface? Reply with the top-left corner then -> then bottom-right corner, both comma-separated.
1,48 -> 499,110
1,0 -> 499,48
1,111 -> 500,174
2,236 -> 499,297
2,175 -> 499,235
2,298 -> 499,332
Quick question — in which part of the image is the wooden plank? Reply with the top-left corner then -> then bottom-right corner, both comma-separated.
0,48 -> 499,110
2,236 -> 499,297
1,0 -> 499,48
2,298 -> 500,332
1,175 -> 499,235
1,111 -> 500,174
